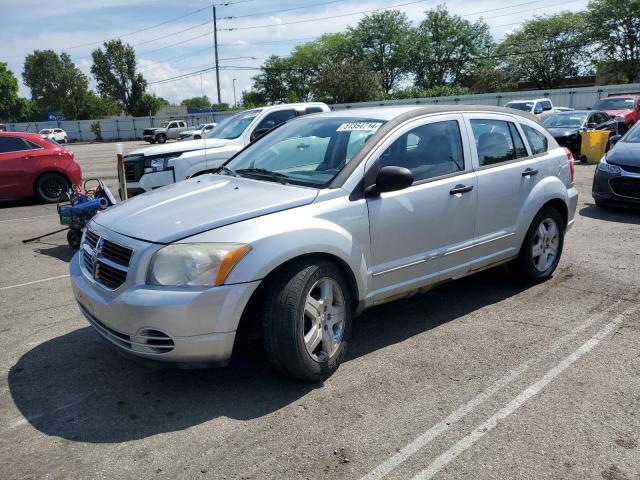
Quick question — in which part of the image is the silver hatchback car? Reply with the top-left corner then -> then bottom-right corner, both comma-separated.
70,106 -> 578,381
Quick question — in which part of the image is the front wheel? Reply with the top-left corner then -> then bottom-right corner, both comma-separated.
512,207 -> 565,283
156,134 -> 166,144
263,260 -> 352,382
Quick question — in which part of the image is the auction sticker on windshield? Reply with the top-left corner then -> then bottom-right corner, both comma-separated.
337,122 -> 383,132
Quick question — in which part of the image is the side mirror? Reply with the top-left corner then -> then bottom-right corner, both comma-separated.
534,107 -> 543,115
586,122 -> 597,129
610,134 -> 622,146
250,127 -> 271,142
365,166 -> 414,196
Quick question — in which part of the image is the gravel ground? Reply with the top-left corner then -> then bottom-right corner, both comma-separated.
0,142 -> 639,480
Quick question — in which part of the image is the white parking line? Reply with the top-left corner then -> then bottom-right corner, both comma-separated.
360,301 -> 624,480
411,305 -> 637,480
0,274 -> 70,291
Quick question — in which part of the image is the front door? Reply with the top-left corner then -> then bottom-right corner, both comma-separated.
0,136 -> 31,198
365,114 -> 477,302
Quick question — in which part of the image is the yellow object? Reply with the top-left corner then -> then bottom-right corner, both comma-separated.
579,130 -> 610,164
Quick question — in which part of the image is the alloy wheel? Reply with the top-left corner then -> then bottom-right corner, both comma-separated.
302,277 -> 346,361
532,218 -> 560,272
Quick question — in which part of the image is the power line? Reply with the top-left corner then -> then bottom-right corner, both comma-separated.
225,0 -> 345,20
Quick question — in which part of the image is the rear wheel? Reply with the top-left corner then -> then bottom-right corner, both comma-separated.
512,207 -> 564,283
263,260 -> 352,382
63,136 -> 68,144
156,134 -> 166,144
35,172 -> 69,203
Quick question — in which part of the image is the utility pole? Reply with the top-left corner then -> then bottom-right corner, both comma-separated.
232,78 -> 237,109
213,5 -> 221,104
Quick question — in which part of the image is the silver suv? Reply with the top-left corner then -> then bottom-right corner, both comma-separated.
70,106 -> 578,381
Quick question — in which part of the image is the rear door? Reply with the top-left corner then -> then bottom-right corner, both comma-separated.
0,136 -> 33,198
463,113 -> 538,271
365,114 -> 477,298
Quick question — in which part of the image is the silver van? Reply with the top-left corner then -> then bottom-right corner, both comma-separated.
70,106 -> 578,381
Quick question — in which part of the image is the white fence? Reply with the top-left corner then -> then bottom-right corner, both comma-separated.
6,112 -> 236,143
330,82 -> 640,111
6,82 -> 640,141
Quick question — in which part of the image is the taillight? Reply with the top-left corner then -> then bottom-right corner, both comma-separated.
563,147 -> 574,183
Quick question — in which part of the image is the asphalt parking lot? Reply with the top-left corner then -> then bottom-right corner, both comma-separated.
1,141 -> 639,480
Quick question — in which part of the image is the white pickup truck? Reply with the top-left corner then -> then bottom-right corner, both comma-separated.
504,98 -> 558,120
123,103 -> 330,197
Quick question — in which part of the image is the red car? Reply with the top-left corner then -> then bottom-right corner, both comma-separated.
592,95 -> 640,134
0,132 -> 82,203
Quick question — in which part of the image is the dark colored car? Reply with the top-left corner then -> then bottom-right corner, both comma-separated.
0,124 -> 7,132
543,110 -> 617,160
592,122 -> 640,208
592,95 -> 640,134
0,132 -> 82,203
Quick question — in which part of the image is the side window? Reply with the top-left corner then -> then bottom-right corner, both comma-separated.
179,122 -> 186,128
508,123 -> 528,158
168,122 -> 177,129
0,136 -> 29,153
305,107 -> 324,115
379,120 -> 465,182
470,119 -> 521,166
522,125 -> 549,155
25,140 -> 42,149
256,109 -> 296,131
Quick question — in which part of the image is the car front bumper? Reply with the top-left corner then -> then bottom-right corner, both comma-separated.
592,167 -> 640,207
70,252 -> 260,365
126,170 -> 175,197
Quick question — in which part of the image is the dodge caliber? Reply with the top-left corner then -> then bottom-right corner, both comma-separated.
70,106 -> 578,381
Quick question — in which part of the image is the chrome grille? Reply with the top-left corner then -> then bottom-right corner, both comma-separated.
82,229 -> 133,290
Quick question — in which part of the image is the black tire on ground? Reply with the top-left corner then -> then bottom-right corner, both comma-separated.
149,139 -> 156,144
67,229 -> 82,249
511,206 -> 565,283
262,259 -> 353,382
63,137 -> 67,144
156,134 -> 166,144
34,172 -> 69,203
194,135 -> 201,139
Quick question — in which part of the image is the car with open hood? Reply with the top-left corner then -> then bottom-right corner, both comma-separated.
543,110 -> 617,160
71,105 -> 578,381
592,121 -> 640,208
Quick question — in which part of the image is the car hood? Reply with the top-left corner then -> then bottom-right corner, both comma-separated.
603,109 -> 633,118
94,175 -> 318,243
546,128 -> 579,138
606,142 -> 640,169
129,138 -> 233,157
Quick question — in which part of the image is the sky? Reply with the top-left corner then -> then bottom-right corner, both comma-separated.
0,0 -> 592,106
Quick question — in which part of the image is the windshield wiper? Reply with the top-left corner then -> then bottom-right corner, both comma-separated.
217,166 -> 238,177
235,168 -> 289,185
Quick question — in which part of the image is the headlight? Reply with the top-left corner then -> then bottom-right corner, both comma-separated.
597,160 -> 621,174
147,243 -> 251,287
144,154 -> 180,173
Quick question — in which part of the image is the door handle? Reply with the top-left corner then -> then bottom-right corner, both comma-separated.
522,168 -> 539,177
449,184 -> 474,195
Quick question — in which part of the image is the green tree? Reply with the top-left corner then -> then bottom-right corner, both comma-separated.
251,55 -> 298,104
91,39 -> 148,116
133,93 -> 169,116
586,0 -> 640,83
0,63 -> 30,121
313,61 -> 382,103
22,50 -> 90,119
241,90 -> 267,108
497,12 -> 591,89
413,5 -> 493,89
385,84 -> 470,100
181,96 -> 211,109
348,11 -> 412,93
79,91 -> 121,119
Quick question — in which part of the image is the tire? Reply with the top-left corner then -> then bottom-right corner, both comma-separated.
63,136 -> 67,144
35,172 -> 69,203
263,260 -> 352,382
156,134 -> 166,144
512,207 -> 565,283
149,140 -> 156,144
67,229 -> 82,249
194,135 -> 201,140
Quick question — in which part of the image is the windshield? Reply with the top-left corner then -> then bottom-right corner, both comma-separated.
195,124 -> 205,130
505,102 -> 533,112
39,129 -> 52,134
593,98 -> 635,111
160,122 -> 170,128
224,116 -> 386,188
622,122 -> 640,143
543,113 -> 587,129
205,110 -> 261,140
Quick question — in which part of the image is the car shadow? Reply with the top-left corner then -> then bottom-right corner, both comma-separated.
579,203 -> 640,225
33,244 -> 76,262
8,267 -> 528,444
